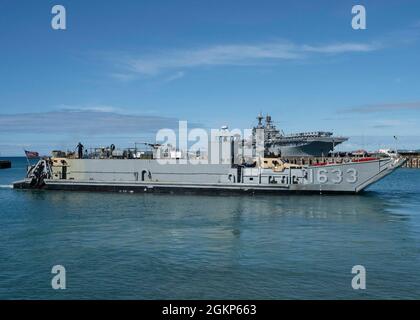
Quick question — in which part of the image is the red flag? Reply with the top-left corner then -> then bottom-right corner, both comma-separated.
24,150 -> 39,159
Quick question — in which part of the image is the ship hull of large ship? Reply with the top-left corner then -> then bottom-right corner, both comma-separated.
276,140 -> 346,157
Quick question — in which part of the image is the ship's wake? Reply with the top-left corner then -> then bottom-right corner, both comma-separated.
0,184 -> 13,189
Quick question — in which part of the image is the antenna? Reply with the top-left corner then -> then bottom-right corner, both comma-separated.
393,135 -> 398,154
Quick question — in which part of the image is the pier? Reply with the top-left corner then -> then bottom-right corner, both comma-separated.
0,160 -> 11,169
399,151 -> 420,168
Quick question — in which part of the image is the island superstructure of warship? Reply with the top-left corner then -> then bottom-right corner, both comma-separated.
13,114 -> 406,194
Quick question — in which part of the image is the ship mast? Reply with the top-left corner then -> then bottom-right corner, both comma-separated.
256,112 -> 264,128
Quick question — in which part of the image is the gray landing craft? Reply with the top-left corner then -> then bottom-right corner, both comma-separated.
253,113 -> 348,157
14,130 -> 406,194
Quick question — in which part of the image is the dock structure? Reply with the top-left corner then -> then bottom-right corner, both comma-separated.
0,160 -> 11,169
399,152 -> 420,168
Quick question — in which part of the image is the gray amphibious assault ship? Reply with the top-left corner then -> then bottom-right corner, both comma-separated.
253,113 -> 348,157
14,128 -> 406,194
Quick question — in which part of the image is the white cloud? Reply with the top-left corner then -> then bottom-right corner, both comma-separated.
164,71 -> 185,82
109,73 -> 138,82
370,119 -> 405,128
301,42 -> 380,54
0,110 -> 183,135
57,104 -> 123,113
340,102 -> 420,114
115,40 -> 379,76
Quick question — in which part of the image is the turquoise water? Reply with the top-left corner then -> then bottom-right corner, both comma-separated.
1,157 -> 420,299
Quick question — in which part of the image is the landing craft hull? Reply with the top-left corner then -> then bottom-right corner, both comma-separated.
22,181 -> 356,194
13,157 -> 406,194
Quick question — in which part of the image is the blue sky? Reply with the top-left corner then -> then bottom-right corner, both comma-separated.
1,0 -> 420,155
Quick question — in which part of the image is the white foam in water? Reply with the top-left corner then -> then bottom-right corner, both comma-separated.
0,185 -> 13,189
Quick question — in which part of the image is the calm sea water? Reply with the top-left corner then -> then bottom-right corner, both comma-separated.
0,157 -> 420,299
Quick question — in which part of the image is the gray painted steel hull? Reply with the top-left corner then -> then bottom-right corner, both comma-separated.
13,157 -> 406,194
268,139 -> 348,157
278,140 -> 343,157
